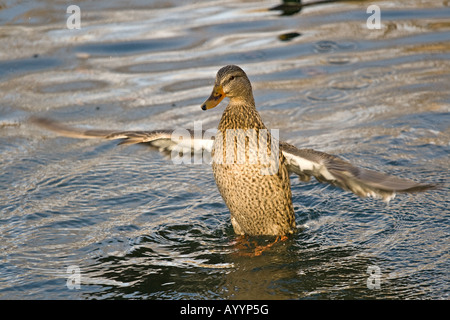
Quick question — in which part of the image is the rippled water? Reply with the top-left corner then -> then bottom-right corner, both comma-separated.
0,0 -> 449,300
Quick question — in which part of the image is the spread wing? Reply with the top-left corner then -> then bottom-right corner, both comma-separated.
32,117 -> 435,202
31,117 -> 214,154
280,142 -> 435,202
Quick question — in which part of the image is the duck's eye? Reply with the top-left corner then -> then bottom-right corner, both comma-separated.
229,76 -> 235,81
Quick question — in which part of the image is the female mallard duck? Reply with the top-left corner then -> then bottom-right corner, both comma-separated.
32,65 -> 435,236
201,65 -> 295,236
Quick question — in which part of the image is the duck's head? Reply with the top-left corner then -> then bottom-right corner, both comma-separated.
201,65 -> 254,110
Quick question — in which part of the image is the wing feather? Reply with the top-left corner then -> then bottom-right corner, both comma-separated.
31,117 -> 213,153
280,142 -> 435,202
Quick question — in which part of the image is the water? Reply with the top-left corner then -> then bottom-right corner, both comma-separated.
0,0 -> 449,300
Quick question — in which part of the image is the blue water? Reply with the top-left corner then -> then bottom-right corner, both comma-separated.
0,0 -> 448,299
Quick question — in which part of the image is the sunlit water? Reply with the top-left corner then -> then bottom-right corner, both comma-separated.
0,0 -> 449,299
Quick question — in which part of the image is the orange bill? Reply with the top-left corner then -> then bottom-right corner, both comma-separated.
201,84 -> 225,110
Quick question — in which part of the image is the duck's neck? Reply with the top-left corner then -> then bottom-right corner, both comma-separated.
218,100 -> 266,131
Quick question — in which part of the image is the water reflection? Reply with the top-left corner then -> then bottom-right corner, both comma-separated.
278,32 -> 301,42
0,56 -> 60,80
74,222 -> 395,299
270,0 -> 348,16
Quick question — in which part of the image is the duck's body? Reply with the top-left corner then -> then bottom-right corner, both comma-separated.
32,65 -> 436,237
213,103 -> 295,235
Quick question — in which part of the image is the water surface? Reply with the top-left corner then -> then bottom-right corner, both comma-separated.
0,0 -> 449,299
